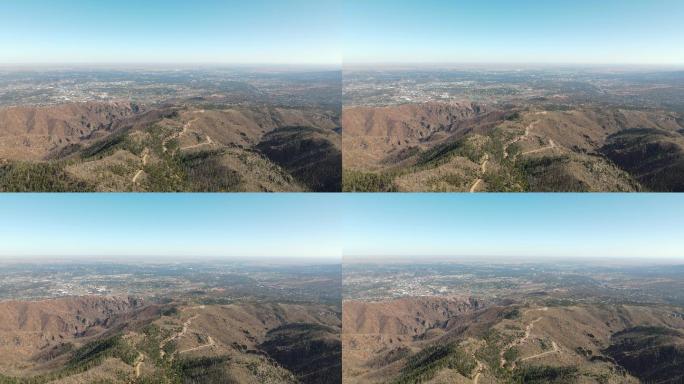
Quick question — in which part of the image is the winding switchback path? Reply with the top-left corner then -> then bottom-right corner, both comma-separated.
503,121 -> 534,159
162,109 -> 206,153
134,352 -> 144,378
520,139 -> 556,156
469,154 -> 489,193
160,314 -> 198,359
132,148 -> 150,184
499,307 -> 550,369
178,335 -> 215,354
519,340 -> 560,362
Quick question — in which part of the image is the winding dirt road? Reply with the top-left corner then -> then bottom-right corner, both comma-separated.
162,109 -> 206,153
473,357 -> 484,384
158,308 -> 216,360
159,314 -> 197,359
503,121 -> 533,159
520,139 -> 556,156
499,307 -> 550,369
519,340 -> 560,362
466,114 -> 557,193
180,134 -> 213,150
132,148 -> 150,184
469,116 -> 545,192
134,352 -> 144,378
178,335 -> 215,354
469,154 -> 489,193
506,114 -> 559,159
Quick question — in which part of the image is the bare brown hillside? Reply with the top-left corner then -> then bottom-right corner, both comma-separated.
0,296 -> 143,334
0,102 -> 341,191
343,102 -> 495,139
172,107 -> 338,149
343,296 -> 684,384
342,102 -> 504,171
342,102 -> 684,191
0,297 -> 342,384
0,102 -> 142,160
0,296 -> 147,376
343,297 -> 485,384
343,297 -> 484,336
162,302 -> 342,384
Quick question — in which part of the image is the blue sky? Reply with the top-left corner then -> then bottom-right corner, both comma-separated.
344,0 -> 684,65
0,194 -> 341,261
0,0 -> 340,65
342,194 -> 684,261
2,1 -> 682,65
1,194 -> 682,262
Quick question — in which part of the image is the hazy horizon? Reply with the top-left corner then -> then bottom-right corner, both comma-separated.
341,62 -> 684,71
342,255 -> 684,265
0,63 -> 342,70
0,256 -> 341,265
1,63 -> 681,70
